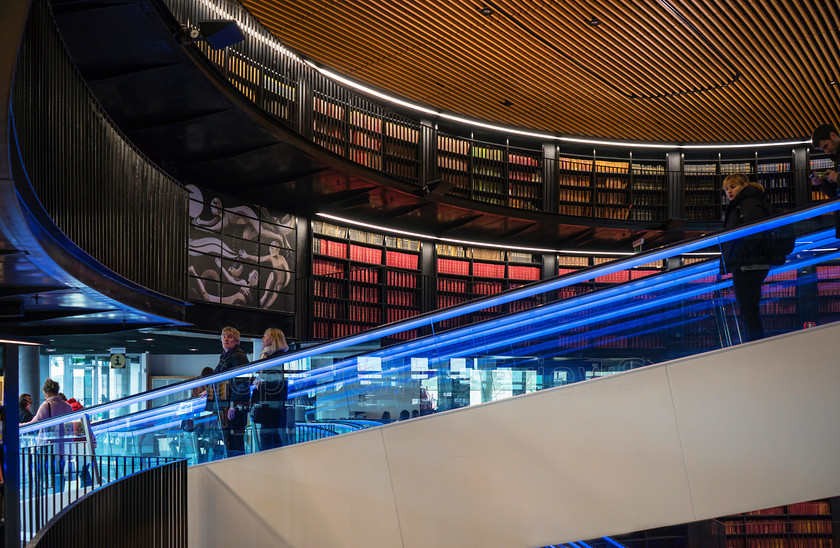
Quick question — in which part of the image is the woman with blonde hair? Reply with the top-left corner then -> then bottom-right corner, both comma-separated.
253,327 -> 290,451
259,327 -> 289,359
721,173 -> 774,341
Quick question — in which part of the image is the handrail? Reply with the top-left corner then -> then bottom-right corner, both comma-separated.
20,197 -> 840,434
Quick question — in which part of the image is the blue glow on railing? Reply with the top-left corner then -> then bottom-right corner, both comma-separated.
603,536 -> 628,547
20,203 -> 840,434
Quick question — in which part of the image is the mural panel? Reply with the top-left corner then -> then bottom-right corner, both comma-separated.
187,185 -> 295,313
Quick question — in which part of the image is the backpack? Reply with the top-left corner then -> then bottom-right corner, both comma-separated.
761,201 -> 796,266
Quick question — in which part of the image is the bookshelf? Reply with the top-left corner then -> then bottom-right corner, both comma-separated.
435,244 -> 543,326
311,221 -> 422,340
471,142 -> 507,206
436,134 -> 471,199
758,158 -> 794,210
557,156 -> 594,217
349,108 -> 383,171
719,499 -> 836,547
684,161 -> 722,222
593,158 -> 632,220
313,94 -> 345,156
630,161 -> 667,221
508,147 -> 543,211
383,119 -> 421,184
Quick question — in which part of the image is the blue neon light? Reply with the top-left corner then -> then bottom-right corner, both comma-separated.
20,208 -> 840,434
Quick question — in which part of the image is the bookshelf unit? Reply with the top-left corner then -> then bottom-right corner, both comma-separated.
471,141 -> 507,206
311,221 -> 422,340
557,155 -> 594,217
349,107 -> 383,171
435,244 -> 543,327
436,134 -> 471,199
508,147 -> 543,211
593,158 -> 632,220
630,161 -> 667,221
757,157 -> 794,210
313,94 -> 346,156
684,161 -> 723,222
383,119 -> 421,184
719,499 -> 836,548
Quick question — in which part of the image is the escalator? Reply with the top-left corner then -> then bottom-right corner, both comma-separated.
19,202 -> 840,547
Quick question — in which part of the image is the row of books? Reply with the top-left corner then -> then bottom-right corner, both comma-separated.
349,150 -> 383,170
383,141 -> 418,162
510,170 -> 542,183
472,146 -> 505,161
314,97 -> 345,120
386,289 -> 419,308
630,209 -> 664,221
313,258 -> 345,276
594,205 -> 632,219
350,131 -> 382,152
595,191 -> 627,205
724,521 -> 832,535
594,178 -> 628,189
386,270 -> 419,288
510,153 -> 540,167
758,162 -> 791,173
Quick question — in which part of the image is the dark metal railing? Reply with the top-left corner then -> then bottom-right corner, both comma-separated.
11,0 -> 188,299
21,450 -> 186,548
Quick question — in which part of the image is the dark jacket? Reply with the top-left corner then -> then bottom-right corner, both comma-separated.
814,153 -> 840,237
721,183 -> 773,273
213,344 -> 250,405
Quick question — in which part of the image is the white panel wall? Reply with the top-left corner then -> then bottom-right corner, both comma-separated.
188,323 -> 840,548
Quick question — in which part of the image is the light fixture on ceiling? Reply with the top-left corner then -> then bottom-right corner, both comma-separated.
586,17 -> 602,26
829,78 -> 837,86
501,99 -> 513,107
203,0 -> 810,150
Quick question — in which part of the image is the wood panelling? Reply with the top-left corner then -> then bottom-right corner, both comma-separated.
239,0 -> 840,143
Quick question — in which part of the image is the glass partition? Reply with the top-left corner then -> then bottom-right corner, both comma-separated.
19,200 -> 840,467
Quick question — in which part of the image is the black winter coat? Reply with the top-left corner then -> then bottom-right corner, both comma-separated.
721,184 -> 773,273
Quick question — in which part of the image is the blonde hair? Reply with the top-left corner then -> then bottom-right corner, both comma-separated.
221,326 -> 240,342
723,173 -> 749,187
260,327 -> 289,359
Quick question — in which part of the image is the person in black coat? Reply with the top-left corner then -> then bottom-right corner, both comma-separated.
721,174 -> 774,342
251,328 -> 290,451
214,326 -> 250,454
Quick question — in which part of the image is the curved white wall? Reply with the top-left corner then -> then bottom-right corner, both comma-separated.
188,323 -> 840,548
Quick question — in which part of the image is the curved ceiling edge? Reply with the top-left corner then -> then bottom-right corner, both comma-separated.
3,131 -> 189,332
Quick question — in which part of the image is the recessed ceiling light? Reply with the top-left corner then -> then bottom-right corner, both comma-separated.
830,79 -> 837,85
501,99 -> 513,107
143,338 -> 154,341
586,17 -> 601,26
189,348 -> 199,351
46,348 -> 56,352
126,339 -> 137,343
478,6 -> 493,16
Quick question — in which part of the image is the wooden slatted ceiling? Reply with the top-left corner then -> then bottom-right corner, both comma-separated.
240,0 -> 840,143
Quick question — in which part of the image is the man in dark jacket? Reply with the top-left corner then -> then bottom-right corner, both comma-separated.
214,326 -> 250,454
810,124 -> 840,236
810,123 -> 840,192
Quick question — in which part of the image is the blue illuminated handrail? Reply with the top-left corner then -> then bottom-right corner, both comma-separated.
19,199 -> 840,434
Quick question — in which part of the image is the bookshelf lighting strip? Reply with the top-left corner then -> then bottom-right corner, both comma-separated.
316,212 -> 719,257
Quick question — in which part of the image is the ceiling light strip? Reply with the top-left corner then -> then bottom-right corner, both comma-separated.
194,0 -> 809,150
